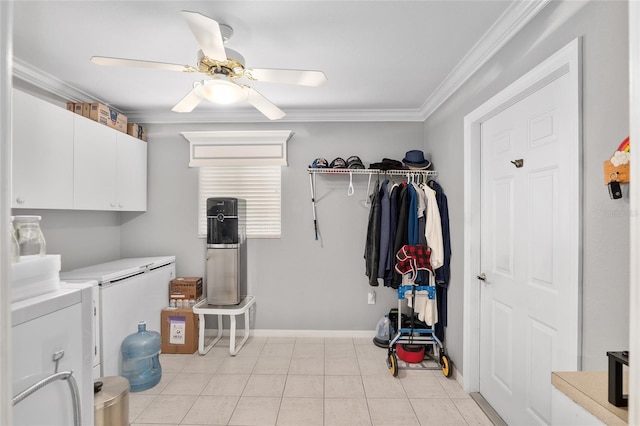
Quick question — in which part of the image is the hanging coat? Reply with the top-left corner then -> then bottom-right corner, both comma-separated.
413,182 -> 427,247
407,183 -> 419,245
392,183 -> 409,288
428,180 -> 451,343
422,185 -> 444,270
377,179 -> 391,279
384,183 -> 399,287
428,180 -> 451,287
364,179 -> 381,286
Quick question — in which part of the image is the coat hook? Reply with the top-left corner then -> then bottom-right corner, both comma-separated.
511,159 -> 524,168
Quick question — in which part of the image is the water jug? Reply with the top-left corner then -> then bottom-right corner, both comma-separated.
375,315 -> 390,341
120,321 -> 162,392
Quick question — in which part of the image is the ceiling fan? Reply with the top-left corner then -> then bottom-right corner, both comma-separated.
90,11 -> 327,120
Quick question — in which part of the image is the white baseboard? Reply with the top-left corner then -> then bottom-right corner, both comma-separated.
454,367 -> 464,387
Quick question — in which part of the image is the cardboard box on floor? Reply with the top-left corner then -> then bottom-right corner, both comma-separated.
161,308 -> 199,354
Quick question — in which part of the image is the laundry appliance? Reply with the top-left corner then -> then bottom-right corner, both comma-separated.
61,256 -> 175,377
11,283 -> 95,425
206,197 -> 246,305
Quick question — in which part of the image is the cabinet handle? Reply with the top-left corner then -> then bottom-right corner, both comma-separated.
16,197 -> 25,205
110,202 -> 116,207
118,203 -> 123,208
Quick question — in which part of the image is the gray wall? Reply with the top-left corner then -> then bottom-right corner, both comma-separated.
423,0 -> 629,372
12,209 -> 121,271
27,121 -> 425,332
121,121 -> 424,330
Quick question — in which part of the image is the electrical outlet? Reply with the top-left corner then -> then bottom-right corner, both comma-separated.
368,291 -> 376,305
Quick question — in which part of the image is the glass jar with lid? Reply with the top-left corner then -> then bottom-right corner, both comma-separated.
9,217 -> 20,262
12,215 -> 46,257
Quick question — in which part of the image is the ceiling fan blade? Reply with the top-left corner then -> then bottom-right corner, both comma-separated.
181,11 -> 227,61
91,56 -> 197,73
172,87 -> 203,113
246,87 -> 285,120
248,68 -> 327,87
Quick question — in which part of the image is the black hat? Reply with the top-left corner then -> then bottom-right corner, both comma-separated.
330,157 -> 347,168
346,156 -> 365,169
369,158 -> 404,171
402,150 -> 431,170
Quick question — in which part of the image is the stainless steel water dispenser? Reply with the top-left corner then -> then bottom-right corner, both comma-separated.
206,198 -> 246,305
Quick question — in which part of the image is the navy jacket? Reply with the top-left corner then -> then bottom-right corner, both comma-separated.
428,180 -> 451,288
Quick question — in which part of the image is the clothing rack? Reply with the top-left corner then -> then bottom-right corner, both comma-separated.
306,168 -> 438,240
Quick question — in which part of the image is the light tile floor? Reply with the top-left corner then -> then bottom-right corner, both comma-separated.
130,336 -> 493,426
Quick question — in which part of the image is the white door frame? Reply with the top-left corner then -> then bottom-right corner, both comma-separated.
0,1 -> 12,424
627,3 -> 639,423
462,38 -> 583,393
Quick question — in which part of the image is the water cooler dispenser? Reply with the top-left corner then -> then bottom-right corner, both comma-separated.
206,198 -> 247,305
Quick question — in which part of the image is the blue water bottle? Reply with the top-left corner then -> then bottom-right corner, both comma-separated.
120,321 -> 162,392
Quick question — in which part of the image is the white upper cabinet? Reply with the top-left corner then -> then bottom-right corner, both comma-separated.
12,89 -> 147,212
73,115 -> 118,210
74,115 -> 148,211
12,90 -> 75,209
116,133 -> 147,211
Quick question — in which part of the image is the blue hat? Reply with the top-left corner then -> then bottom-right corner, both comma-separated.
310,158 -> 328,168
402,150 -> 431,169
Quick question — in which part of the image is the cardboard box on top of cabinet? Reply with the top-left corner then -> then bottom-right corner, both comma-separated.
66,102 -> 75,113
127,123 -> 147,141
170,277 -> 203,302
88,102 -> 128,133
161,307 -> 199,354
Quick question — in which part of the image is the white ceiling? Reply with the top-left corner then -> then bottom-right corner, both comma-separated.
11,1 -> 543,123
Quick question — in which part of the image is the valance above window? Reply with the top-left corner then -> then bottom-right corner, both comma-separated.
181,130 -> 293,167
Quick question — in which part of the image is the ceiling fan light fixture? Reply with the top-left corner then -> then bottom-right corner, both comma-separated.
197,79 -> 247,104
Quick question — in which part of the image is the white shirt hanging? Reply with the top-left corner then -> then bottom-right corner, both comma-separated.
421,184 -> 444,270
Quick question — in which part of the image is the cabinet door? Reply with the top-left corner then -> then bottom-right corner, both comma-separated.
12,90 -> 74,209
73,115 -> 117,210
116,132 -> 147,211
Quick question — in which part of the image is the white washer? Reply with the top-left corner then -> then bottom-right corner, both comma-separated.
12,283 -> 95,425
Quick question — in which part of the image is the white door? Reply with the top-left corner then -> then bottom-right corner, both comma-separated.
478,70 -> 579,425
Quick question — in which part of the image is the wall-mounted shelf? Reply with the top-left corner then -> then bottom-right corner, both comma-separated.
307,168 -> 438,178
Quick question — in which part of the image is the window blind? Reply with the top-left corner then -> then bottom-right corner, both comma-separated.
198,166 -> 282,238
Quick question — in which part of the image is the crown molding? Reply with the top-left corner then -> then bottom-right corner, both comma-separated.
12,0 -> 550,123
418,0 -> 551,120
124,108 -> 427,124
12,57 -> 108,104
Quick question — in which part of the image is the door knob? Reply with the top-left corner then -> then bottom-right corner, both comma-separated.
477,273 -> 487,281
